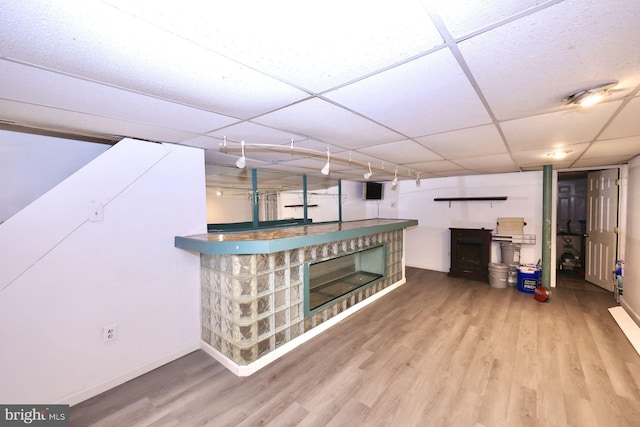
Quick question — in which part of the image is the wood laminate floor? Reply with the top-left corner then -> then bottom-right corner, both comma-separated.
556,269 -> 611,293
71,268 -> 640,426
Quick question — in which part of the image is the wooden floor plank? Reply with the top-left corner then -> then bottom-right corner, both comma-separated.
70,268 -> 640,426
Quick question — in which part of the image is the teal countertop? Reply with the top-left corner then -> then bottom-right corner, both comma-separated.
175,218 -> 418,255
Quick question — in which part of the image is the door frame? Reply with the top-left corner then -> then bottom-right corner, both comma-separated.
551,165 -> 628,288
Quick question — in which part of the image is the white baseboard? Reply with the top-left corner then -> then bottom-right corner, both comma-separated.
609,305 -> 640,357
202,277 -> 407,376
620,298 -> 640,327
65,342 -> 201,406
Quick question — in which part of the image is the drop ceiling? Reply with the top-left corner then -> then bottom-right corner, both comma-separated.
1,0 -> 639,187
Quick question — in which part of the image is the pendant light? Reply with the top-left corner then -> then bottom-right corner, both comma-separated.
364,162 -> 372,180
321,147 -> 330,175
235,140 -> 246,169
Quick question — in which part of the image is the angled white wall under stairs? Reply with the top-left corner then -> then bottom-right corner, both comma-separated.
0,138 -> 205,405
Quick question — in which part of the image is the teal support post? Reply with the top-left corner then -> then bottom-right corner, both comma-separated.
303,174 -> 308,224
252,168 -> 259,229
542,164 -> 552,290
338,179 -> 343,223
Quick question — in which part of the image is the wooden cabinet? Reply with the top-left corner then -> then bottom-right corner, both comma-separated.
449,228 -> 492,282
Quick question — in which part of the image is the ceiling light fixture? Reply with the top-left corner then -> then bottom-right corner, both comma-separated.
546,150 -> 571,159
220,138 -> 426,181
235,140 -> 246,168
364,162 -> 372,180
391,167 -> 398,189
321,147 -> 331,175
563,81 -> 617,107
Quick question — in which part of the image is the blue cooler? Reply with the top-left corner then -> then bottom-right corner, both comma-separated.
518,265 -> 540,294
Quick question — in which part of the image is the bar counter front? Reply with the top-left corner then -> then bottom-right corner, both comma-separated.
175,218 -> 417,376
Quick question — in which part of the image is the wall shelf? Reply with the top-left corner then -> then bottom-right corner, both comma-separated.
434,196 -> 507,207
492,234 -> 537,245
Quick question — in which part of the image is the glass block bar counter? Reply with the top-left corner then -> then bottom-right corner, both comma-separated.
175,218 -> 417,376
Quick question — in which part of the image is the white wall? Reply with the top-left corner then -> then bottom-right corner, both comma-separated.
279,188 -> 341,222
206,188 -> 253,223
622,156 -> 640,325
0,138 -> 205,405
205,179 -> 394,225
399,171 -> 543,272
342,180 -> 399,221
0,129 -> 109,223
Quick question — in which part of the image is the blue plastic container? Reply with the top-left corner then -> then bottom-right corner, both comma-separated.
518,265 -> 540,294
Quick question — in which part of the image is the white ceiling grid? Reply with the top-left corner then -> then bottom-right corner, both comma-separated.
0,0 -> 639,186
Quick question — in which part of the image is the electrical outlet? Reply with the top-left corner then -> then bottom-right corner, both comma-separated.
103,324 -> 117,343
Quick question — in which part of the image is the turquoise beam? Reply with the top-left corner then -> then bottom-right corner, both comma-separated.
542,164 -> 552,290
176,219 -> 418,255
338,179 -> 343,223
303,174 -> 308,224
252,168 -> 259,228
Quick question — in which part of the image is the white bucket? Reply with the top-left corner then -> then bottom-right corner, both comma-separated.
507,267 -> 518,286
500,242 -> 521,266
488,263 -> 509,288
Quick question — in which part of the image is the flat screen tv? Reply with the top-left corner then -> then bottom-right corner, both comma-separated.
363,182 -> 384,200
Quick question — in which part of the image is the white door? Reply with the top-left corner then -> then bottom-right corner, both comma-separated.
585,169 -> 619,291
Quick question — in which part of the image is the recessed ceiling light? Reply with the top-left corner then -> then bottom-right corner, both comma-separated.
546,150 -> 572,159
563,81 -> 617,107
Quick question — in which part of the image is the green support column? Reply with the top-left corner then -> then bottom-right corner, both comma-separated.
303,174 -> 308,224
252,168 -> 259,228
338,179 -> 343,223
542,164 -> 552,290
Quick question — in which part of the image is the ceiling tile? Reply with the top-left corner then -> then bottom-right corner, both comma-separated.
581,136 -> 640,159
0,99 -> 197,142
207,122 -> 310,146
179,135 -> 220,150
324,49 -> 492,137
1,2 -> 309,119
1,0 -> 640,182
458,0 -> 640,120
511,142 -> 590,166
454,153 -> 516,170
291,140 -> 345,156
428,0 -> 558,38
600,96 -> 640,140
572,155 -> 631,168
405,160 -> 467,174
466,165 -> 521,175
355,140 -> 443,164
252,98 -> 404,149
415,124 -> 506,159
430,170 -> 478,178
502,101 -> 622,151
0,60 -> 239,134
101,0 -> 444,93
